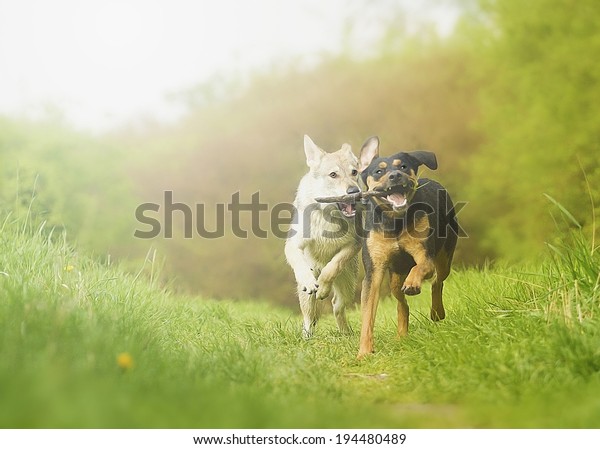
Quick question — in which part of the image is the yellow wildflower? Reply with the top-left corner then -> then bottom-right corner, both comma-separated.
116,352 -> 134,371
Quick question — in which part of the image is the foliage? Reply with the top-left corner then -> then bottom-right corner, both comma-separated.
542,199 -> 600,327
0,117 -> 144,259
460,0 -> 600,259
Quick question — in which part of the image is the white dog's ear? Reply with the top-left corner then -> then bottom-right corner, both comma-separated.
304,135 -> 325,167
340,143 -> 358,164
359,136 -> 380,172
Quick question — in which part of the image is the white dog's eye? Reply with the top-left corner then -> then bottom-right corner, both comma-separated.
351,169 -> 358,176
329,172 -> 337,178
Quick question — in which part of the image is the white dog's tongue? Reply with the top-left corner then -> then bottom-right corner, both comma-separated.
387,193 -> 407,208
341,203 -> 355,216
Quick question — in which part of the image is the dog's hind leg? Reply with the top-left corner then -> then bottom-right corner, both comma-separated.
431,249 -> 451,321
299,290 -> 321,338
431,281 -> 445,322
390,272 -> 409,336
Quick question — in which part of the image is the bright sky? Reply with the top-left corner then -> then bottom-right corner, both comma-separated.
0,0 -> 459,132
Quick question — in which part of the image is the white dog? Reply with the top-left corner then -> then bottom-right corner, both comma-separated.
285,135 -> 361,338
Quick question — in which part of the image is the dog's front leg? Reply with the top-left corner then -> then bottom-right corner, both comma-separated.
315,243 -> 359,300
298,289 -> 321,338
285,236 -> 322,338
284,237 -> 318,295
401,247 -> 435,296
358,267 -> 385,358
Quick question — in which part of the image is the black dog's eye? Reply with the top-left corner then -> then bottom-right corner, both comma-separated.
375,169 -> 383,175
400,164 -> 407,170
329,172 -> 337,178
351,169 -> 358,176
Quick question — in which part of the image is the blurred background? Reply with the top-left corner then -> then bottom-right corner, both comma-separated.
0,0 -> 598,306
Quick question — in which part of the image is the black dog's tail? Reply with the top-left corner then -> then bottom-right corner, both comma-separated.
439,188 -> 459,263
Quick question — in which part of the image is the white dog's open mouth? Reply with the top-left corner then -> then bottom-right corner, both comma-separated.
336,202 -> 356,218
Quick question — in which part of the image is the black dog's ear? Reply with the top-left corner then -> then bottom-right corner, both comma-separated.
409,151 -> 438,170
359,136 -> 380,172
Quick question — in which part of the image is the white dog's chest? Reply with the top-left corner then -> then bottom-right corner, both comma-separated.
302,213 -> 357,265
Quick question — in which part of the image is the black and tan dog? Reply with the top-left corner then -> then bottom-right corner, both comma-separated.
357,136 -> 459,358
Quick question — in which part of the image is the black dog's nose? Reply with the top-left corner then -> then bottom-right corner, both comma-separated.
346,186 -> 360,195
388,170 -> 402,181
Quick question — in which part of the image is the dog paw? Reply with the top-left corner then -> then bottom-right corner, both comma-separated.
301,283 -> 319,295
299,275 -> 319,296
401,283 -> 421,296
302,327 -> 314,340
315,281 -> 332,300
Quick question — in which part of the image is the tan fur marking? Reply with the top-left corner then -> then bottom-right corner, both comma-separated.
403,213 -> 431,241
401,214 -> 435,285
358,267 -> 384,357
365,175 -> 375,189
390,273 -> 409,336
393,159 -> 402,166
378,162 -> 388,169
366,231 -> 397,267
365,173 -> 392,197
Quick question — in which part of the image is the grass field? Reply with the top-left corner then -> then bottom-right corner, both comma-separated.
1,210 -> 600,428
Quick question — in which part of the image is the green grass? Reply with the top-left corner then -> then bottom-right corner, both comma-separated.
1,211 -> 600,428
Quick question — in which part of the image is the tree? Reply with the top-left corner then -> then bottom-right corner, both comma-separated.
461,0 -> 600,258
